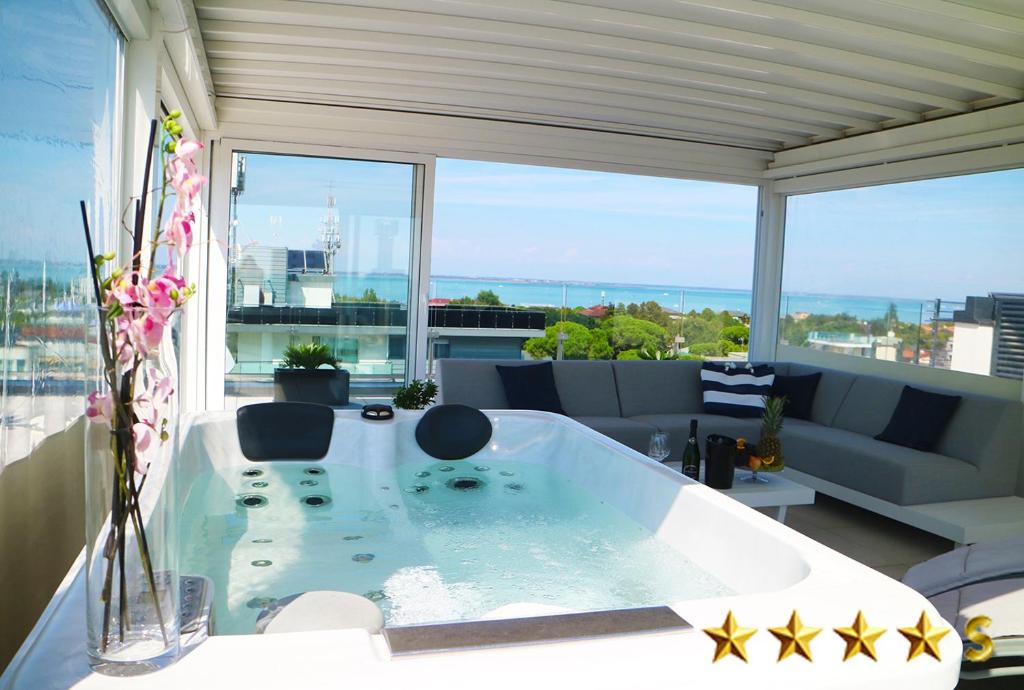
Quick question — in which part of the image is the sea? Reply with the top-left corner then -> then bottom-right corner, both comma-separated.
3,259 -> 947,324
338,273 -> 948,324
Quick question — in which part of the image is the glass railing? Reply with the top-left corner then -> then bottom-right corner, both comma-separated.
778,298 -> 966,371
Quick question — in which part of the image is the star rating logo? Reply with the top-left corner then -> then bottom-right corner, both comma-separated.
703,611 -> 757,663
898,612 -> 950,661
701,609 -> 952,664
769,610 -> 821,662
834,611 -> 886,662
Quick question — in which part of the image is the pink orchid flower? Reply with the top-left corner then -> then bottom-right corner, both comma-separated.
138,314 -> 164,354
85,391 -> 114,424
132,422 -> 157,474
164,209 -> 194,255
146,274 -> 184,322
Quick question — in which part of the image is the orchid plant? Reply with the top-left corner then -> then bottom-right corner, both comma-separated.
81,111 -> 204,653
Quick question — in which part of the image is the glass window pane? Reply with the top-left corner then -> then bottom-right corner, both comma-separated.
780,169 -> 1024,379
428,159 -> 758,370
0,0 -> 122,469
223,152 -> 418,407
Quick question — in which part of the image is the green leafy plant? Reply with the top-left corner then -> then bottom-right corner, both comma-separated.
393,379 -> 439,410
687,341 -> 727,356
281,343 -> 339,370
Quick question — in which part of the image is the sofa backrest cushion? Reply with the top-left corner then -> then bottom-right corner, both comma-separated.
437,358 -> 518,409
438,359 -> 621,417
496,362 -> 565,414
830,374 -> 906,436
787,363 -> 856,426
612,360 -> 705,416
550,360 -> 622,417
934,394 -> 1022,474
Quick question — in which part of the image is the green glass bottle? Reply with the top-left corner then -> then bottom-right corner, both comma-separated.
682,419 -> 700,480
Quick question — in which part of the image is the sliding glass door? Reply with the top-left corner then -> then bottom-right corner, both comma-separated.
222,152 -> 420,407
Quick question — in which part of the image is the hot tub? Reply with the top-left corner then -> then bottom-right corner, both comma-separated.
2,410 -> 961,689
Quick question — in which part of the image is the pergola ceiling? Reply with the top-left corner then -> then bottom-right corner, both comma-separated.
196,0 -> 1024,152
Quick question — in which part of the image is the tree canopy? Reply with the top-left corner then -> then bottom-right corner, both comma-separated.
449,289 -> 504,306
602,314 -> 670,355
523,321 -> 595,360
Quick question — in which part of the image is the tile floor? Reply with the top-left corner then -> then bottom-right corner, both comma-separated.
757,494 -> 953,581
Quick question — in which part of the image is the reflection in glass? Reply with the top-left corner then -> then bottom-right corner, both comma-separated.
224,152 -> 418,407
0,0 -> 121,469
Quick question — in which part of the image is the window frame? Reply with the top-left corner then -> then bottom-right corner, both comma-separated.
203,138 -> 436,411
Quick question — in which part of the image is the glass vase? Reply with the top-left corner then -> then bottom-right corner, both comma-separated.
84,315 -> 180,674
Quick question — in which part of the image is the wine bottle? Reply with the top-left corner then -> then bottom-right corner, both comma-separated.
681,419 -> 700,480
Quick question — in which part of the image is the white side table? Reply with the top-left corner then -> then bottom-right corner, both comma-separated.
664,461 -> 815,523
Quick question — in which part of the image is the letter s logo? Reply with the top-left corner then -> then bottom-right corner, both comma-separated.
964,615 -> 993,662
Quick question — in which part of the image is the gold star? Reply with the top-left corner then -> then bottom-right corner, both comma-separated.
703,611 -> 757,663
898,612 -> 950,661
769,610 -> 821,662
834,611 -> 886,661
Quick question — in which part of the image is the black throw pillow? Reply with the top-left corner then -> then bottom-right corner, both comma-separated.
770,373 -> 822,421
875,385 -> 961,452
495,362 -> 565,414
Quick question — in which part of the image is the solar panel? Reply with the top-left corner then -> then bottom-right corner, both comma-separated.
286,250 -> 305,271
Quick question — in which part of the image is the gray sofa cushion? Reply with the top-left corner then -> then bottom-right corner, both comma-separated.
438,359 -> 621,416
437,358 -> 521,409
830,374 -> 906,436
787,363 -> 856,426
551,361 -> 621,417
933,394 -> 1022,471
781,424 -> 1003,505
630,413 -> 762,462
572,416 -> 658,454
611,361 -> 705,417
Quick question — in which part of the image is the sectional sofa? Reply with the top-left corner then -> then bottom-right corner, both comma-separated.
438,359 -> 1024,540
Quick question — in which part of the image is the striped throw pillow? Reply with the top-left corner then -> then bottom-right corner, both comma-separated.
700,362 -> 776,418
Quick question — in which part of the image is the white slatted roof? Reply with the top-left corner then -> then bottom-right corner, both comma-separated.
196,0 -> 1024,152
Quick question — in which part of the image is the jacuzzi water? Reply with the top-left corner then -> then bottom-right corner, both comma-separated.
181,458 -> 732,634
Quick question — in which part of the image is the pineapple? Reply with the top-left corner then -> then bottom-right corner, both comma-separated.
758,396 -> 786,469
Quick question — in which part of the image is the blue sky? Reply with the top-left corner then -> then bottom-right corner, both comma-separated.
432,159 -> 758,289
783,168 -> 1024,301
0,0 -> 120,265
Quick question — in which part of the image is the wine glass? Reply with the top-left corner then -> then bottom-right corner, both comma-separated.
648,432 -> 670,464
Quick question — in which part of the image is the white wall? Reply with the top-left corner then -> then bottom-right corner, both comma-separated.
950,322 -> 995,377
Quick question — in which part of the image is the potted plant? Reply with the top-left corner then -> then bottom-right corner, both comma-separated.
393,379 -> 438,410
273,343 -> 350,406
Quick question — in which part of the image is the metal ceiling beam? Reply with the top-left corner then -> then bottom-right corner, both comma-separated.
215,97 -> 774,176
871,0 -> 1024,34
212,77 -> 809,146
203,38 -> 922,123
198,18 -> 970,112
603,0 -> 1024,71
208,55 -> 875,131
194,0 -> 1024,98
205,33 -> 921,123
217,94 -> 790,153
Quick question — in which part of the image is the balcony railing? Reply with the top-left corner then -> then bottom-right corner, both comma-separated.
227,303 -> 547,330
427,305 -> 546,330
